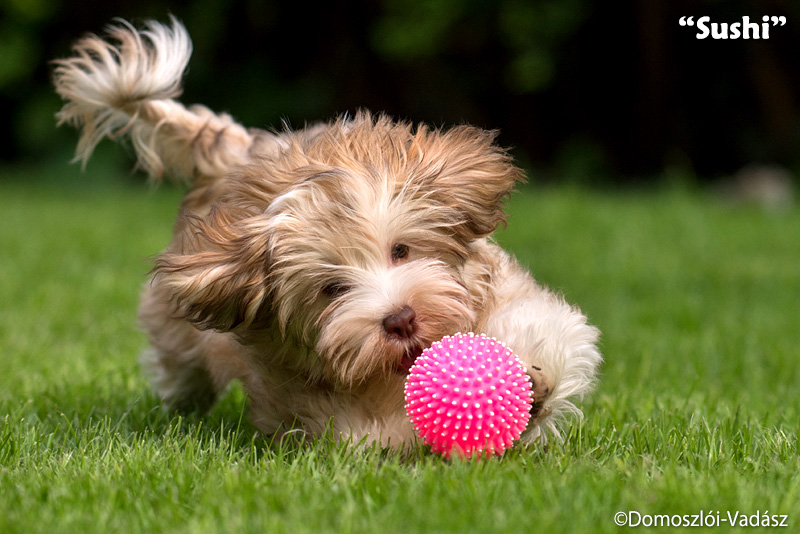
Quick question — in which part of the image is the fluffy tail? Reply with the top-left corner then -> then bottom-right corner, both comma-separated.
53,17 -> 253,180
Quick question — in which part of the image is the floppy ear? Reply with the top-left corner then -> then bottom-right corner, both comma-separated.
153,206 -> 273,332
419,125 -> 525,238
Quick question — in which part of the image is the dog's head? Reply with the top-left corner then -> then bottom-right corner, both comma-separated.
156,113 -> 523,388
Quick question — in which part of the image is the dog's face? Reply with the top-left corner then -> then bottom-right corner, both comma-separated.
157,115 -> 523,389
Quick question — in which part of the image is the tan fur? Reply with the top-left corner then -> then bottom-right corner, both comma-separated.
54,19 -> 602,449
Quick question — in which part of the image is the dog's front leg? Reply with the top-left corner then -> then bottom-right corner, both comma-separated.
483,253 -> 602,443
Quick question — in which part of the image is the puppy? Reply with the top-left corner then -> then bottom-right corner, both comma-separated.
53,18 -> 602,448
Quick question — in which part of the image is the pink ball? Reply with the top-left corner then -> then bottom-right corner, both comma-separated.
404,332 -> 533,459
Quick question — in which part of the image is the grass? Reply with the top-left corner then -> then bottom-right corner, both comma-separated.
1,163 -> 799,533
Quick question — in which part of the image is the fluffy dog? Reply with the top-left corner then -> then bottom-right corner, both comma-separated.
53,18 -> 602,448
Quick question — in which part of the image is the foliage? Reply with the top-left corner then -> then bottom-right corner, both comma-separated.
1,1 -> 799,179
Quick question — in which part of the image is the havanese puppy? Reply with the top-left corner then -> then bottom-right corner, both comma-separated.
53,18 -> 602,448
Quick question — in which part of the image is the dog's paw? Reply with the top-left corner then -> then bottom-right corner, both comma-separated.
527,364 -> 554,423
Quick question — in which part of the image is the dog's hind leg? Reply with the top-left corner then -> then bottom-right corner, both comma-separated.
138,281 -> 241,413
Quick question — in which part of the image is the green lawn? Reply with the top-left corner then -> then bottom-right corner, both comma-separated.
1,165 -> 799,533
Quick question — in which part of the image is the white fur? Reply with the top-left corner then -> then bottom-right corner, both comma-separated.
484,252 -> 602,441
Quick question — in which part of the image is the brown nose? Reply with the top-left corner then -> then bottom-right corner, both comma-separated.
383,306 -> 417,339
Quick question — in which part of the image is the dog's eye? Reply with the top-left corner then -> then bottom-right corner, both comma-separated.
322,282 -> 350,298
391,243 -> 409,261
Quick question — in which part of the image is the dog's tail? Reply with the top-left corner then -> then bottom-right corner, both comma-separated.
53,17 -> 253,181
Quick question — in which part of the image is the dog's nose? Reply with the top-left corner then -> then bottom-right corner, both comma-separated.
383,306 -> 417,339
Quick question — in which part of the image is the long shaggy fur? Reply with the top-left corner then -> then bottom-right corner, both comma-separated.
53,16 -> 257,179
54,18 -> 603,449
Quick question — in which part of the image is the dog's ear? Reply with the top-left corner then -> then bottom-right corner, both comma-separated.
417,125 -> 525,238
152,206 -> 273,332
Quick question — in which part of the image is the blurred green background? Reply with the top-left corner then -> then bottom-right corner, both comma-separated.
1,0 -> 799,184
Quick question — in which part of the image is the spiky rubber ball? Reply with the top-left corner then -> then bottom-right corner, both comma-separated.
404,332 -> 533,458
